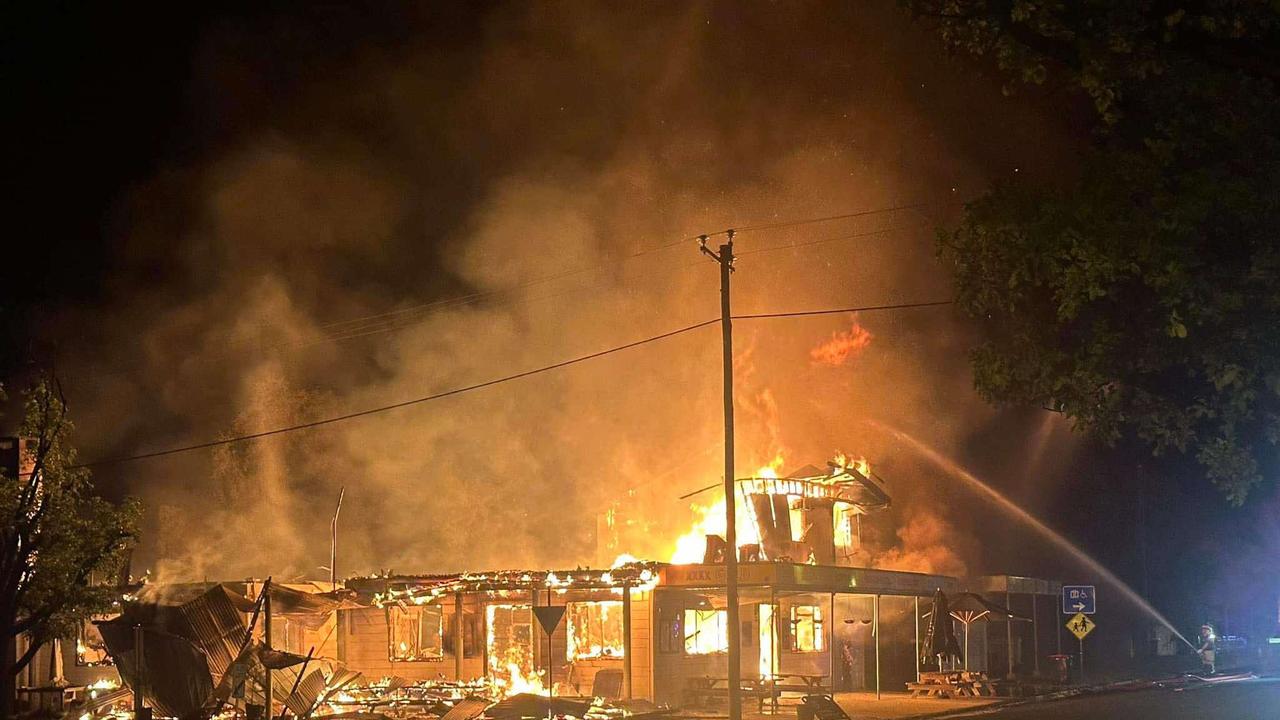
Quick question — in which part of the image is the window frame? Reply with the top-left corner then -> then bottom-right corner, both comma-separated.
789,604 -> 825,653
566,600 -> 625,660
388,603 -> 445,662
683,608 -> 730,655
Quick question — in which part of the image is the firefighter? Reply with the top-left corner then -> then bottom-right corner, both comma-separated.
1197,624 -> 1216,675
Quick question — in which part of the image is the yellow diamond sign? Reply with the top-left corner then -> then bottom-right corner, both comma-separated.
1067,612 -> 1096,640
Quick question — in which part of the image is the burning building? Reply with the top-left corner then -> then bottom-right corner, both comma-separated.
734,457 -> 890,565
34,456 -> 1061,718
341,560 -> 954,708
324,457 -> 957,708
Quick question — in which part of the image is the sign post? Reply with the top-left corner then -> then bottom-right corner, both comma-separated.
533,601 -> 567,719
1066,612 -> 1096,682
1062,586 -> 1096,684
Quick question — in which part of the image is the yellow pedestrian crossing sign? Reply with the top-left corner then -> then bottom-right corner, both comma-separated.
1067,612 -> 1096,640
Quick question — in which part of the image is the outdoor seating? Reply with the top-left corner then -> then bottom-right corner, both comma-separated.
906,670 -> 995,698
682,677 -> 773,711
764,673 -> 830,711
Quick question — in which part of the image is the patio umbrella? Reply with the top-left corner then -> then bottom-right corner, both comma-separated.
920,589 -> 962,669
945,592 -> 1031,670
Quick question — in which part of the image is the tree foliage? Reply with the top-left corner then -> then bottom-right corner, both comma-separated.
907,1 -> 1280,502
1,379 -> 140,705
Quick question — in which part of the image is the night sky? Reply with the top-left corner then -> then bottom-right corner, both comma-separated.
4,1 -> 1276,660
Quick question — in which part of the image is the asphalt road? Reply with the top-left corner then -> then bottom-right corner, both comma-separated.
974,678 -> 1280,720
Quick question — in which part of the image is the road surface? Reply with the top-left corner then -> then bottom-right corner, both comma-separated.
974,677 -> 1280,720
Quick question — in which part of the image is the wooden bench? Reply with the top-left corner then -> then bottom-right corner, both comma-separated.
764,674 -> 830,711
906,681 -> 957,698
683,677 -> 773,711
907,671 -> 995,699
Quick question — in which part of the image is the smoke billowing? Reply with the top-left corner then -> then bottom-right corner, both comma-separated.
49,2 -> 1072,582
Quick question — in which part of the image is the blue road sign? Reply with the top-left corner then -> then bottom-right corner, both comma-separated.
1063,585 -> 1096,615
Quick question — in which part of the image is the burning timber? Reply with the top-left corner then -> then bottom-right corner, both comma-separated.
26,457 -> 1063,719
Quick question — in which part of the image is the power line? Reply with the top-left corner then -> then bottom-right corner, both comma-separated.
732,299 -> 953,321
734,222 -> 931,258
74,298 -> 952,469
57,252 -> 701,387
699,202 -> 928,240
76,318 -> 719,469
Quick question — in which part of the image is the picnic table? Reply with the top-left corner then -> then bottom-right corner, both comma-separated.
905,671 -> 995,699
683,674 -> 831,713
765,673 -> 829,711
769,673 -> 829,692
683,676 -> 773,711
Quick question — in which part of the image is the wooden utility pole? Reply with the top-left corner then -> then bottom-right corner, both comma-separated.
454,592 -> 465,680
700,232 -> 740,720
133,624 -> 146,719
264,585 -> 273,719
331,487 -> 345,591
622,582 -> 633,700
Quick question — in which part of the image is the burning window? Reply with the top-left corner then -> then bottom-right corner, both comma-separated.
683,609 -> 729,655
487,605 -> 540,694
448,613 -> 483,658
790,605 -> 824,652
76,617 -> 113,666
388,604 -> 444,661
566,601 -> 624,660
759,604 -> 775,677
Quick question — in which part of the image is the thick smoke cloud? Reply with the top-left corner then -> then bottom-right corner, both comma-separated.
57,2 -> 1071,582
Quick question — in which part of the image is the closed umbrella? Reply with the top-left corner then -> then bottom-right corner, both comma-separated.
920,589 -> 962,669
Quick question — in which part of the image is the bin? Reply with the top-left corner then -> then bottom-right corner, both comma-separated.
1047,654 -> 1072,684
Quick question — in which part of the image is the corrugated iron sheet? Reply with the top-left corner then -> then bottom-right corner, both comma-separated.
96,623 -> 214,719
285,669 -> 327,717
177,585 -> 249,683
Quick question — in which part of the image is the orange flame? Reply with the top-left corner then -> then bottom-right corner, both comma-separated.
669,454 -> 781,563
810,318 -> 872,366
830,451 -> 869,478
489,645 -> 545,697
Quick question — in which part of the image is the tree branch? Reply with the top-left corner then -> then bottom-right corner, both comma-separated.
9,635 -> 43,678
12,531 -> 131,637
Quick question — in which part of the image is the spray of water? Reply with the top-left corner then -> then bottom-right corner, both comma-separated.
869,420 -> 1197,651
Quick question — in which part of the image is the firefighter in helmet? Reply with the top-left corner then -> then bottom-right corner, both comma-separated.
1197,624 -> 1217,675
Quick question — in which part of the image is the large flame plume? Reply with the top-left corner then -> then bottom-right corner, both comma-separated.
48,2 -> 1070,583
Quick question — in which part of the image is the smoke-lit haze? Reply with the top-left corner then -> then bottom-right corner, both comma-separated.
44,2 -> 1074,582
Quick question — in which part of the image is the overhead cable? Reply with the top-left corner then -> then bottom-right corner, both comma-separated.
74,298 -> 951,469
